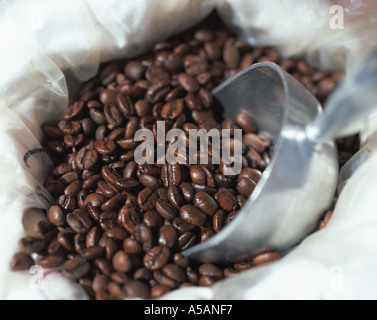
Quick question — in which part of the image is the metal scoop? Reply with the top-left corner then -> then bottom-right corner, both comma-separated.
183,53 -> 377,264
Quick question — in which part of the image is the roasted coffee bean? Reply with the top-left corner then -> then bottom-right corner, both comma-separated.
143,210 -> 164,228
180,182 -> 194,202
123,238 -> 142,254
101,193 -> 123,211
57,231 -> 75,253
92,274 -> 109,293
99,211 -> 118,231
172,218 -> 196,233
38,256 -> 65,269
124,280 -> 150,299
156,199 -> 179,220
113,251 -> 132,273
67,209 -> 93,234
139,174 -> 161,189
118,207 -> 141,233
58,120 -> 81,135
125,61 -> 146,81
199,275 -> 214,287
234,113 -> 257,134
160,99 -> 184,120
76,147 -> 98,171
225,210 -> 239,225
34,221 -> 57,241
252,251 -> 280,266
173,253 -> 190,268
62,256 -> 90,279
146,66 -> 169,84
147,82 -> 170,103
178,73 -> 199,93
47,205 -> 66,227
10,252 -> 35,271
81,246 -> 105,260
134,224 -> 153,252
199,264 -> 223,280
237,177 -> 257,198
104,227 -> 128,241
86,226 -> 102,248
184,55 -> 208,76
215,189 -> 238,211
138,188 -> 158,211
194,192 -> 217,216
18,236 -> 45,255
158,225 -> 177,248
213,210 -> 226,233
177,232 -> 197,251
144,246 -> 170,271
151,284 -> 171,298
82,174 -> 101,190
155,264 -> 186,288
167,186 -> 183,209
186,267 -> 199,285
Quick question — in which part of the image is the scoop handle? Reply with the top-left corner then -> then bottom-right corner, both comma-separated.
307,49 -> 377,142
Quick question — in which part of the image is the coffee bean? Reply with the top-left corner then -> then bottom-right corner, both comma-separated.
155,264 -> 186,288
178,73 -> 199,93
237,177 -> 257,198
194,192 -> 217,216
123,238 -> 142,254
173,253 -> 190,268
81,246 -> 105,260
67,209 -> 93,234
144,246 -> 170,271
151,284 -> 171,298
167,186 -> 183,209
160,99 -> 184,120
76,147 -> 98,171
147,82 -> 170,103
124,280 -> 150,299
177,232 -> 197,251
172,218 -> 196,233
34,221 -> 57,241
62,256 -> 90,279
134,224 -> 153,252
158,225 -> 177,248
38,256 -> 65,269
99,211 -> 118,231
252,251 -> 280,266
86,226 -> 102,248
118,207 -> 141,233
101,193 -> 123,211
95,138 -> 116,156
47,205 -> 66,227
156,199 -> 179,220
10,252 -> 35,271
125,61 -> 146,81
199,264 -> 223,280
117,94 -> 135,118
139,174 -> 161,189
18,236 -> 45,255
138,188 -> 158,211
234,113 -> 257,134
184,55 -> 208,76
215,189 -> 238,211
143,210 -> 164,228
113,251 -> 132,273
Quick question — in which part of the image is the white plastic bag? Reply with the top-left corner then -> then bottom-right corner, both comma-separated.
1,0 -> 377,300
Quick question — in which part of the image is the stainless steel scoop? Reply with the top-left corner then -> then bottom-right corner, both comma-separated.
182,53 -> 377,264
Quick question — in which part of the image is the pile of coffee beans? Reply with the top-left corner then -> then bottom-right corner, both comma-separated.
10,16 -> 346,300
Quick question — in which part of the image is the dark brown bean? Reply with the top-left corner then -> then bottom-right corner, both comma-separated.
144,246 -> 170,271
67,209 -> 93,234
62,256 -> 90,279
10,252 -> 35,271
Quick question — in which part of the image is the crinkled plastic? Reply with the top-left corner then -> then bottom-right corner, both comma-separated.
1,0 -> 377,300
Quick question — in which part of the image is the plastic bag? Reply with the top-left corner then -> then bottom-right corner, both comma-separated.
1,0 -> 377,299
